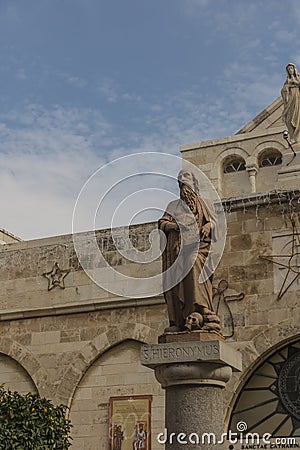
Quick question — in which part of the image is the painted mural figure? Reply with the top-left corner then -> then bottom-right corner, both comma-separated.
158,169 -> 221,333
133,423 -> 146,450
281,63 -> 300,143
113,424 -> 124,450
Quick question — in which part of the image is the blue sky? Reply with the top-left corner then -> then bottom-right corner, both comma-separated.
1,0 -> 299,239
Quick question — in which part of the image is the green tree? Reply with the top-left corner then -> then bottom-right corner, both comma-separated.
0,385 -> 72,449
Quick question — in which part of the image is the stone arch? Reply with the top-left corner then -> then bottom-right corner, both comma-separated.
69,337 -> 164,450
211,147 -> 250,178
258,148 -> 282,167
224,326 -> 300,428
253,140 -> 287,159
56,322 -> 155,407
253,140 -> 286,192
0,336 -> 47,396
211,147 -> 250,195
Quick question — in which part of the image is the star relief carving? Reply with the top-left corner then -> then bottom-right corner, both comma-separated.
261,217 -> 300,300
43,262 -> 70,291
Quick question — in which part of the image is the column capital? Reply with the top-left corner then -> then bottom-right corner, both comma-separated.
245,156 -> 258,172
155,362 -> 232,388
141,340 -> 242,388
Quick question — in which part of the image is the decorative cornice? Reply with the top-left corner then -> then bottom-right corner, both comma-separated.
0,296 -> 165,322
221,189 -> 300,212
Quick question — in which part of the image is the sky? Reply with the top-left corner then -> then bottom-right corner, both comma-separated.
1,0 -> 299,240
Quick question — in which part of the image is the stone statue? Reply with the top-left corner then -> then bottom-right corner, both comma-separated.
158,169 -> 221,333
281,63 -> 300,143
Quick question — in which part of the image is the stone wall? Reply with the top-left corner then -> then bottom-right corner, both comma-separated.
0,193 -> 300,447
214,193 -> 300,427
0,222 -> 161,315
70,340 -> 164,450
180,98 -> 300,198
0,353 -> 37,394
0,228 -> 22,245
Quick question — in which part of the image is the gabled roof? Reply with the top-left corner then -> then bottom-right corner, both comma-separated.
0,228 -> 22,244
236,97 -> 284,135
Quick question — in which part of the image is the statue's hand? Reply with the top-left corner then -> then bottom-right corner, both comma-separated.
178,221 -> 189,231
201,222 -> 211,238
165,222 -> 179,232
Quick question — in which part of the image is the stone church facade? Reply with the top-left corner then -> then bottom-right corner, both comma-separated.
1,96 -> 300,449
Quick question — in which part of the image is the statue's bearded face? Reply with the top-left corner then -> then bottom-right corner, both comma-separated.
178,169 -> 194,190
177,169 -> 199,213
179,180 -> 197,215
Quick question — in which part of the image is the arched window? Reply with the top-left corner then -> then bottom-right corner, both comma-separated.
223,156 -> 246,173
259,149 -> 282,168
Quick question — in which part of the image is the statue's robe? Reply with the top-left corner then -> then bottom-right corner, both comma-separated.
158,195 -> 216,329
281,77 -> 300,143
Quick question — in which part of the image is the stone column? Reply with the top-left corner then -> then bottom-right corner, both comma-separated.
141,336 -> 242,450
246,157 -> 258,193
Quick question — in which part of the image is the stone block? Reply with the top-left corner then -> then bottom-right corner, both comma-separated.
233,325 -> 260,342
267,308 -> 291,326
246,311 -> 270,326
80,327 -> 104,342
158,330 -> 224,343
224,313 -> 245,328
229,262 -> 269,282
227,220 -> 243,236
220,250 -> 244,266
31,331 -> 61,345
225,212 -> 238,223
60,329 -> 81,343
243,218 -> 264,233
106,327 -> 122,346
141,340 -> 242,371
256,294 -> 275,311
230,234 -> 251,251
93,333 -> 110,353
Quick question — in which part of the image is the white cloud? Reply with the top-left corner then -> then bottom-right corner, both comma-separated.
96,77 -> 142,105
0,105 -> 109,239
220,60 -> 282,116
97,78 -> 119,103
0,94 -> 231,240
0,63 -> 283,241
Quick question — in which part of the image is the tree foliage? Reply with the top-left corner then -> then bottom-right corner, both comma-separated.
0,385 -> 72,449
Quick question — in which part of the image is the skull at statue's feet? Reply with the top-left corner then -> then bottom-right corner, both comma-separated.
184,312 -> 204,331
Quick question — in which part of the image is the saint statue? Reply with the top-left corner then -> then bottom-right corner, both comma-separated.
281,63 -> 300,143
158,169 -> 221,333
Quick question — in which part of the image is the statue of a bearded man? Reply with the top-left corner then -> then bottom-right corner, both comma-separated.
158,169 -> 220,333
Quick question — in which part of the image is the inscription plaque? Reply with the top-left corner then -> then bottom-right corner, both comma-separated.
141,340 -> 242,371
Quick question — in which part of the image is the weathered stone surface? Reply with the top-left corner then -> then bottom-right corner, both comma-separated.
141,340 -> 242,372
158,330 -> 224,343
148,354 -> 236,450
1,119 -> 300,450
230,234 -> 252,251
0,201 -> 299,426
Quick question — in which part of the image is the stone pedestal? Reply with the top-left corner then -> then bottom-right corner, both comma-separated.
141,336 -> 242,450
